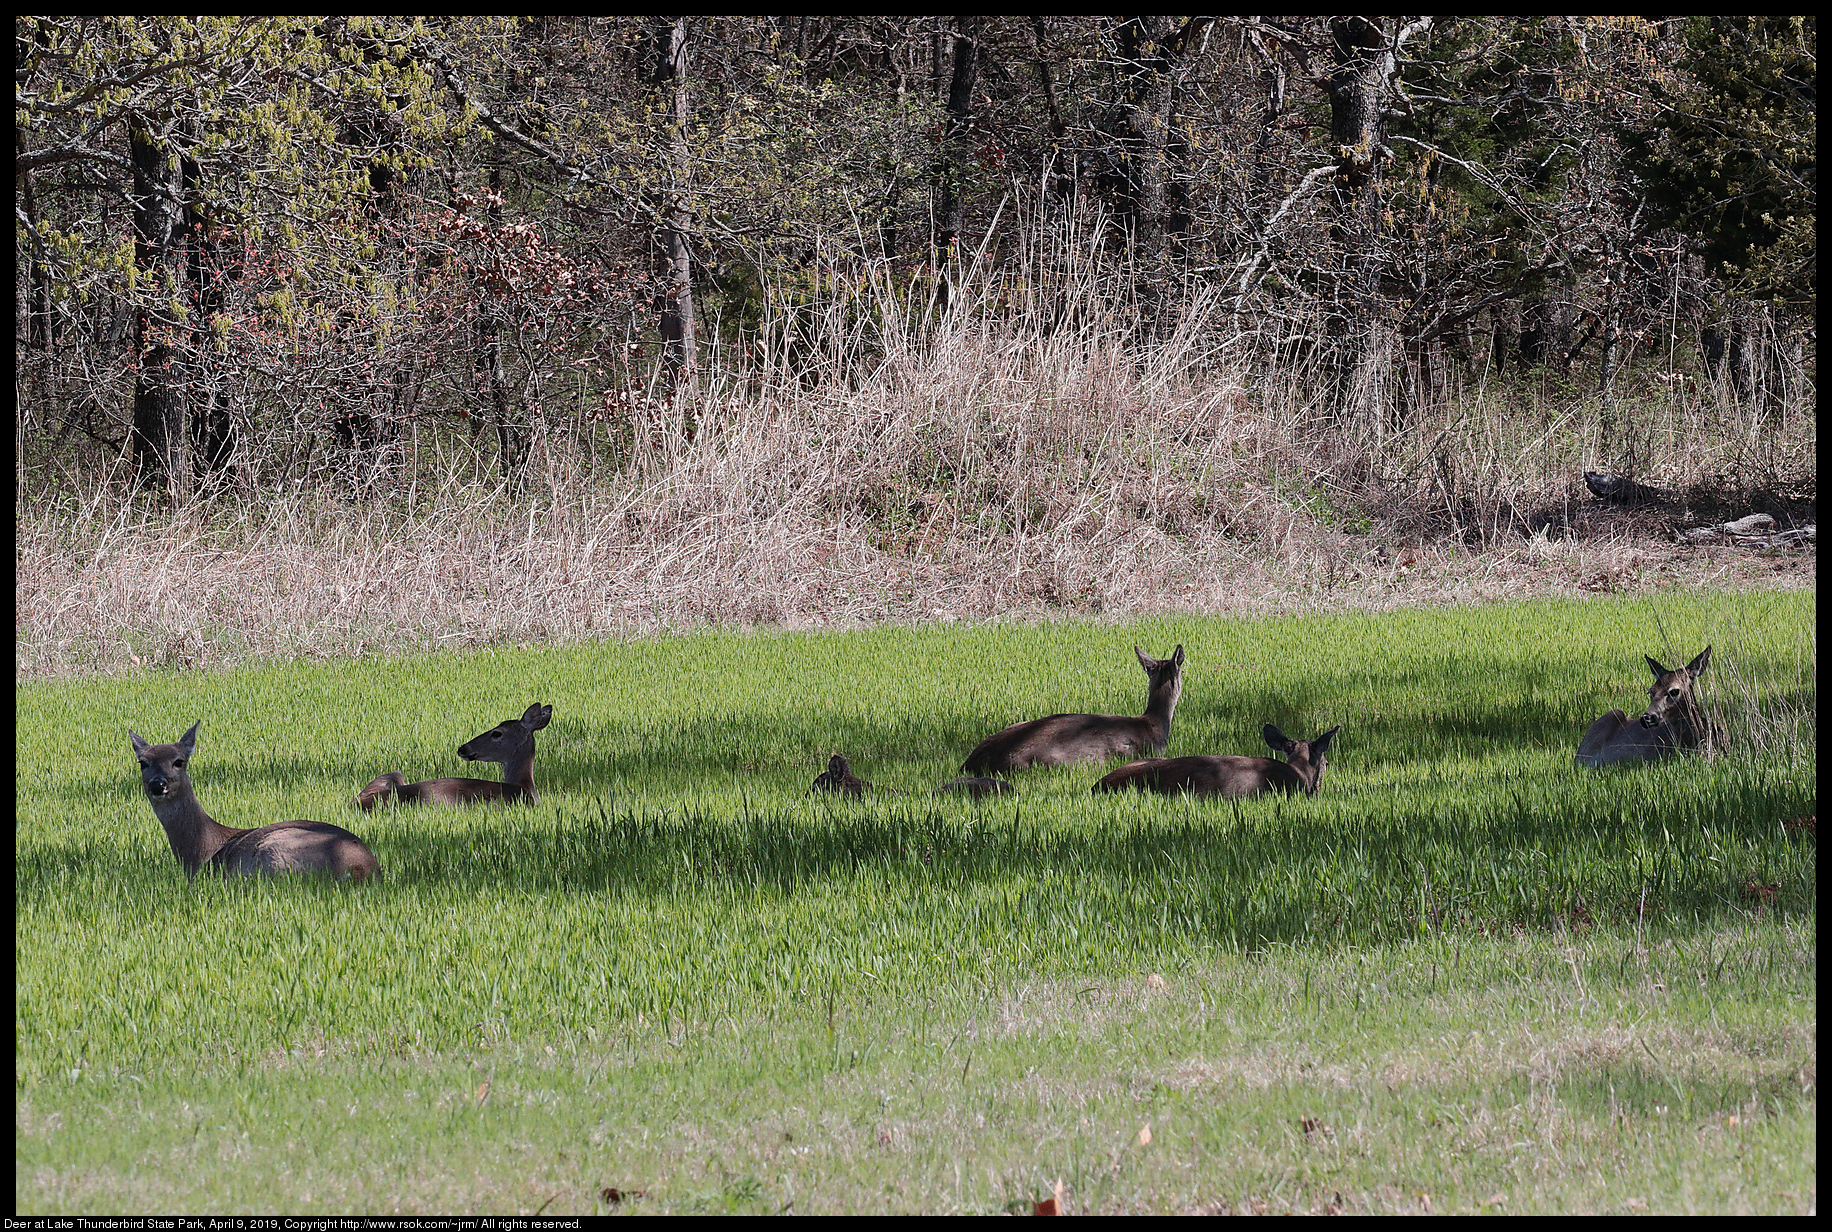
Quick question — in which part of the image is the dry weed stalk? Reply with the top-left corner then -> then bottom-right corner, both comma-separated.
14,224 -> 1815,680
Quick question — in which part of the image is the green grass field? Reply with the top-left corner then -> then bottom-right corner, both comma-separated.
15,591 -> 1816,1214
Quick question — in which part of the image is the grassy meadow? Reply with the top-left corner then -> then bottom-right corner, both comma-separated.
14,590 -> 1817,1214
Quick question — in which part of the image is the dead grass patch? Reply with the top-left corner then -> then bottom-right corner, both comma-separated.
14,474 -> 1812,681
16,292 -> 1813,681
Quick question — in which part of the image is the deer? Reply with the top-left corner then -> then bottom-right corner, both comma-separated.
811,754 -> 1015,801
962,645 -> 1186,776
810,753 -> 871,799
356,702 -> 553,810
130,722 -> 380,881
1093,724 -> 1340,800
1575,647 -> 1716,769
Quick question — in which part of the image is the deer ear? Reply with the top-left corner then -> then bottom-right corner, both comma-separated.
1687,646 -> 1711,677
179,721 -> 201,754
524,703 -> 553,729
1135,645 -> 1154,670
1312,726 -> 1341,754
1171,644 -> 1185,666
1646,655 -> 1670,679
130,730 -> 149,755
1262,724 -> 1291,753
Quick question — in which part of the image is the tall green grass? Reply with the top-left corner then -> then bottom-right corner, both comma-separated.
17,591 -> 1812,1064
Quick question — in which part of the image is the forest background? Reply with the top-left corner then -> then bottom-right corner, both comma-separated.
14,16 -> 1816,678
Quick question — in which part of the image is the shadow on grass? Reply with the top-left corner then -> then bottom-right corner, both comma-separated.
90,757 -> 1792,953
26,780 -> 1811,970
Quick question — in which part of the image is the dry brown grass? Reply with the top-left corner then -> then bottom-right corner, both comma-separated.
14,278 -> 1814,680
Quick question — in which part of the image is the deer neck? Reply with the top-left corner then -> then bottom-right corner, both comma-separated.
1668,695 -> 1710,747
1142,682 -> 1181,742
497,747 -> 538,804
147,785 -> 242,876
1290,760 -> 1321,794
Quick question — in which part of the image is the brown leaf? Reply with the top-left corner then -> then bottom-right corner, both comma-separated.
600,1186 -> 646,1205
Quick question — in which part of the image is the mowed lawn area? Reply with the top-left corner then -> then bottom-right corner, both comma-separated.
15,591 -> 1816,1214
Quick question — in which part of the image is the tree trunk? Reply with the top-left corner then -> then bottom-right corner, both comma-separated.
1318,17 -> 1432,429
1322,15 -> 1389,427
335,114 -> 408,489
185,150 -> 237,495
932,16 -> 981,313
1099,16 -> 1175,263
648,17 -> 698,423
18,139 -> 54,353
130,117 -> 190,498
478,160 -> 525,477
1028,17 -> 1073,203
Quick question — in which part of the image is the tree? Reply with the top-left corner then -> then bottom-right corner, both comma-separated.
1619,17 -> 1814,409
1624,16 -> 1815,313
644,16 -> 699,406
16,16 -> 441,494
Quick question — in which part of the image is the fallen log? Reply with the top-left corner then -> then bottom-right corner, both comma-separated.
1679,514 -> 1814,549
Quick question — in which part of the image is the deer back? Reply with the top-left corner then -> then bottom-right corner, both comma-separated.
359,774 -> 526,810
1094,724 -> 1337,799
213,820 -> 382,881
963,645 -> 1185,774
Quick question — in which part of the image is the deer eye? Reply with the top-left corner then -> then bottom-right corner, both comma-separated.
173,758 -> 187,768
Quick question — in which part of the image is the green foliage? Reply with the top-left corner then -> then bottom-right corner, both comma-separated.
17,17 -> 453,286
1622,16 -> 1816,309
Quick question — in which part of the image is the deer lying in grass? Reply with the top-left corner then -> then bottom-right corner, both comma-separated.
810,753 -> 871,798
1094,725 -> 1340,800
1575,647 -> 1716,768
356,702 -> 553,810
131,722 -> 380,881
811,755 -> 1013,800
962,645 -> 1185,775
